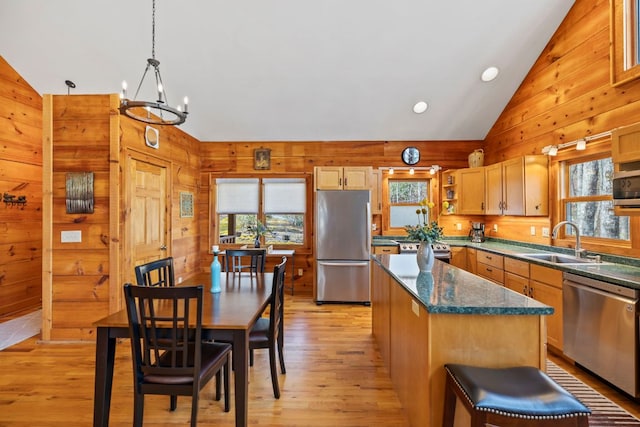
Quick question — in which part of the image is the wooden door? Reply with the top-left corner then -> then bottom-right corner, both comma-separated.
129,158 -> 169,268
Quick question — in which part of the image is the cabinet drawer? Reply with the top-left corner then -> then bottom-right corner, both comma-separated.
504,257 -> 529,277
477,262 -> 504,284
477,250 -> 503,269
373,246 -> 399,255
530,264 -> 562,288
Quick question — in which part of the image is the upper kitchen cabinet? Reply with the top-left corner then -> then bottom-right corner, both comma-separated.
458,167 -> 485,215
485,156 -> 548,216
315,166 -> 371,190
612,124 -> 640,216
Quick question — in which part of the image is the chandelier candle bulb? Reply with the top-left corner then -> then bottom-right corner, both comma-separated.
184,96 -> 189,113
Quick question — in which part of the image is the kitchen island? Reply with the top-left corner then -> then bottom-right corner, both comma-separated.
371,254 -> 553,427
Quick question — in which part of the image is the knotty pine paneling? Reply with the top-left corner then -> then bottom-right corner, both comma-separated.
0,56 -> 42,318
484,0 -> 640,256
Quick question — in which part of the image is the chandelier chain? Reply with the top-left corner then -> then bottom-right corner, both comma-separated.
151,0 -> 156,60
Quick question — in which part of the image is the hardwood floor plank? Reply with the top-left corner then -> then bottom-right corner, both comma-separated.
1,296 -> 639,426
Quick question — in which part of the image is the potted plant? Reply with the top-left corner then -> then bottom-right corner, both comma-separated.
404,199 -> 444,272
249,220 -> 270,248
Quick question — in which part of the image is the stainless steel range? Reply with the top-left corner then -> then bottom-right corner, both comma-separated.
394,240 -> 451,263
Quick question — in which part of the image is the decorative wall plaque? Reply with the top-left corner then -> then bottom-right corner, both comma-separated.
180,191 -> 194,218
254,148 -> 271,170
65,172 -> 94,214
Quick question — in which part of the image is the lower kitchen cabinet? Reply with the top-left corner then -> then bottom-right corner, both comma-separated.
467,247 -> 477,274
476,249 -> 504,284
529,264 -> 563,351
450,246 -> 466,269
373,245 -> 399,255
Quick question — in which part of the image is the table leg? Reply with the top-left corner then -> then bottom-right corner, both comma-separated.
93,327 -> 116,427
232,329 -> 249,427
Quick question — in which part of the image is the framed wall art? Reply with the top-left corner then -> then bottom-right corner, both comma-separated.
179,191 -> 194,218
254,148 -> 271,170
65,172 -> 94,214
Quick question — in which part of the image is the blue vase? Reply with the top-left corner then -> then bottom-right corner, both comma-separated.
210,251 -> 221,293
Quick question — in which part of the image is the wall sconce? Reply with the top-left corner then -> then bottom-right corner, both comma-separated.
409,168 -> 415,175
3,193 -> 27,208
388,168 -> 394,175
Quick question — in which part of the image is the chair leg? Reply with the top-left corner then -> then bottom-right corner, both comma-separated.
277,334 -> 286,374
269,343 -> 281,399
190,394 -> 199,427
170,395 -> 178,411
224,355 -> 231,412
215,371 -> 222,401
133,394 -> 144,427
442,375 -> 456,427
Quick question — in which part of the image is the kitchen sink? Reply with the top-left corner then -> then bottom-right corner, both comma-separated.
518,253 -> 600,264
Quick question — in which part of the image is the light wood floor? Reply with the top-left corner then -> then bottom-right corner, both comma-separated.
1,295 -> 639,426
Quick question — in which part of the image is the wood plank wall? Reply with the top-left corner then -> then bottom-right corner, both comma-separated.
199,140 -> 483,294
0,57 -> 43,318
43,94 -> 201,341
483,0 -> 640,257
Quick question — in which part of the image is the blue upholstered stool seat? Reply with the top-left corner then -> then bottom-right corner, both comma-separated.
443,364 -> 591,426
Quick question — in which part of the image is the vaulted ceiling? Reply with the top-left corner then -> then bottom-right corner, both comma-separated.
1,0 -> 575,142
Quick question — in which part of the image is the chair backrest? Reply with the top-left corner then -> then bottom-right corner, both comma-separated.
123,283 -> 204,386
269,257 -> 287,340
224,249 -> 266,273
135,257 -> 175,287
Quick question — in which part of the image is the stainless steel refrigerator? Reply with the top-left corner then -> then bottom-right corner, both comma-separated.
315,190 -> 371,304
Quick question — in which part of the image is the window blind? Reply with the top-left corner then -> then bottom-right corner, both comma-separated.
263,178 -> 306,213
216,178 -> 259,213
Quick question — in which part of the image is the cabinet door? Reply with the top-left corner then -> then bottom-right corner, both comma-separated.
504,272 -> 529,295
370,169 -> 382,214
522,155 -> 548,216
502,157 -> 525,215
530,279 -> 563,351
450,247 -> 466,269
458,168 -> 485,214
484,163 -> 503,215
612,122 -> 640,163
315,167 -> 343,190
466,248 -> 477,274
373,245 -> 399,255
343,167 -> 371,190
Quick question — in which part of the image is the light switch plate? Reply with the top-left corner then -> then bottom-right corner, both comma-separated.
530,226 -> 536,236
542,227 -> 550,237
61,230 -> 81,243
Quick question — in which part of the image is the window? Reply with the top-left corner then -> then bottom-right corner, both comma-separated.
560,156 -> 629,241
611,0 -> 640,85
216,177 -> 306,246
388,179 -> 430,228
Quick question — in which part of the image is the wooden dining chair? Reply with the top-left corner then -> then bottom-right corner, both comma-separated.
134,257 -> 175,287
249,256 -> 287,398
123,284 -> 232,427
224,249 -> 266,273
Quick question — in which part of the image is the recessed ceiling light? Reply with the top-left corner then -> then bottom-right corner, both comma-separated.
481,66 -> 499,82
413,101 -> 428,114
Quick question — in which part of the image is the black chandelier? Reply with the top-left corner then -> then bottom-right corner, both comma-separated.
119,0 -> 188,126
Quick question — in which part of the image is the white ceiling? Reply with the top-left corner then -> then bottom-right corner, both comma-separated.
1,0 -> 575,142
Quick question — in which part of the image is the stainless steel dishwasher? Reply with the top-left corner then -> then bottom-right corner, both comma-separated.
563,272 -> 639,396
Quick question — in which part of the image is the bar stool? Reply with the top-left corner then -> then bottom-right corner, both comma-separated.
443,364 -> 590,427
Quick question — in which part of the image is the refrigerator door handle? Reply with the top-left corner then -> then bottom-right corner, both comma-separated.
366,201 -> 371,247
319,261 -> 370,267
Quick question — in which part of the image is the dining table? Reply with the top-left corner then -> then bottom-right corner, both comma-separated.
92,271 -> 273,427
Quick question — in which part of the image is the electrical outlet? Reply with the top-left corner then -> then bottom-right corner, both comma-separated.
178,276 -> 183,284
542,227 -> 550,237
411,300 -> 420,317
456,223 -> 462,231
530,226 -> 536,236
298,268 -> 303,276
492,224 -> 498,232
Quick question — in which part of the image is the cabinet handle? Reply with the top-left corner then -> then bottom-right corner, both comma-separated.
486,267 -> 493,272
529,287 -> 534,298
382,249 -> 391,253
339,178 -> 342,186
523,285 -> 528,295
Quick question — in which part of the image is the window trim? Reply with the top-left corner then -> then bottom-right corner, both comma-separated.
382,171 -> 436,236
558,151 -> 631,247
209,173 -> 312,252
611,0 -> 640,86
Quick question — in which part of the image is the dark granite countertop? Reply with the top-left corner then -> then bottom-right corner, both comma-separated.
373,254 -> 553,315
372,236 -> 640,290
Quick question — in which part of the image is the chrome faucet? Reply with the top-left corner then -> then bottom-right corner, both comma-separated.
551,221 -> 583,258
